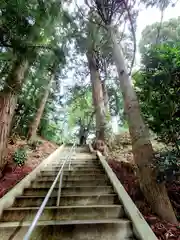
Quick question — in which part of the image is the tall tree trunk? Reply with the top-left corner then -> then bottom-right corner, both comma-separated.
0,58 -> 29,174
86,51 -> 106,141
102,80 -> 113,136
27,76 -> 53,140
108,26 -> 177,224
101,80 -> 109,113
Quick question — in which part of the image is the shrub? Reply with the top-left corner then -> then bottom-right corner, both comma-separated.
134,43 -> 180,154
155,149 -> 180,183
13,147 -> 27,166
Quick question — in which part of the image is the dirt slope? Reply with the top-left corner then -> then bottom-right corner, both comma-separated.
108,132 -> 180,240
0,138 -> 58,198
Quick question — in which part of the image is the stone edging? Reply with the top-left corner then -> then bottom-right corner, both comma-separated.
89,144 -> 157,240
0,145 -> 64,216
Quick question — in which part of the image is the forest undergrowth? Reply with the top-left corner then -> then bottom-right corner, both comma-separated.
0,137 -> 58,198
108,132 -> 180,240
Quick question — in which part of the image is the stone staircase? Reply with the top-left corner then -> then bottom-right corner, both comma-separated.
0,146 -> 157,240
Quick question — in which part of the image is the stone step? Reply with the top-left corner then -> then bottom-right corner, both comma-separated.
46,165 -> 102,171
13,194 -> 119,207
54,156 -> 97,161
31,179 -> 110,188
0,205 -> 124,222
42,167 -> 104,171
40,169 -> 104,176
50,162 -> 101,167
46,164 -> 96,169
43,167 -> 104,172
0,219 -> 133,240
39,172 -> 106,177
44,165 -> 103,171
64,147 -> 88,152
23,186 -> 114,196
48,158 -> 98,161
52,160 -> 98,164
36,174 -> 109,182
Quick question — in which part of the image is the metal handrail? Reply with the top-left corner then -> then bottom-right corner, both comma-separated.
24,143 -> 76,240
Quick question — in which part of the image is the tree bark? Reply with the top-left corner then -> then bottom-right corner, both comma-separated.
108,26 -> 177,224
0,58 -> 29,174
102,79 -> 113,136
101,80 -> 109,113
27,76 -> 53,140
86,51 -> 106,141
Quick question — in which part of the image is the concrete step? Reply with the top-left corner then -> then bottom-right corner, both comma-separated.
46,162 -> 102,168
13,194 -> 119,207
36,174 -> 109,181
44,165 -> 103,171
63,147 -> 88,152
42,167 -> 104,171
39,172 -> 107,177
43,167 -> 104,172
40,169 -> 104,176
31,179 -> 110,188
50,162 -> 101,167
53,156 -> 97,161
23,186 -> 114,196
47,159 -> 99,162
0,219 -> 133,240
52,160 -> 98,165
46,165 -> 102,171
0,205 -> 124,222
46,159 -> 96,162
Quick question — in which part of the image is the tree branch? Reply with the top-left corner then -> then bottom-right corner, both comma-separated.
75,0 -> 106,29
122,0 -> 137,75
0,42 -> 56,51
156,1 -> 165,44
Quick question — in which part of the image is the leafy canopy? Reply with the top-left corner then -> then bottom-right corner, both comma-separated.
134,43 -> 180,153
139,17 -> 180,55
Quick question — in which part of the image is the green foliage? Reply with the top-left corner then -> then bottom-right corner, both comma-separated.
0,0 -> 64,50
67,84 -> 94,130
13,147 -> 27,166
155,149 -> 179,183
39,118 -> 63,144
107,85 -> 123,117
134,43 -> 180,152
11,45 -> 66,138
156,150 -> 178,170
139,17 -> 180,55
0,0 -> 131,147
0,0 -> 73,144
